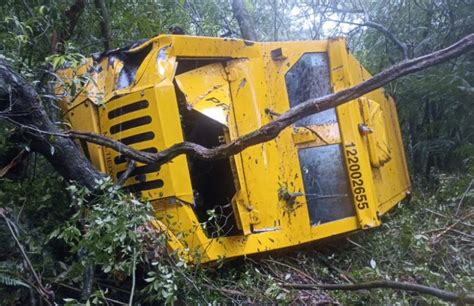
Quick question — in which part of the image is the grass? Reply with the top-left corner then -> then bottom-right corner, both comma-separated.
2,169 -> 471,304
191,172 -> 473,304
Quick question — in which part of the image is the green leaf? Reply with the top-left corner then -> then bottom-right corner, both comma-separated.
0,273 -> 30,288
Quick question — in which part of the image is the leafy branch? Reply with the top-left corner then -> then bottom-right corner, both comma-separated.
284,280 -> 474,304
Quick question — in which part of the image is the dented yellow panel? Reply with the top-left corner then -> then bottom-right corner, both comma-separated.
175,63 -> 231,125
57,35 -> 411,263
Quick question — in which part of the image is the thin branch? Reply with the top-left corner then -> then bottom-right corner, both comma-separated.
283,280 -> 474,303
128,247 -> 137,306
315,254 -> 356,284
115,160 -> 136,187
326,18 -> 409,59
0,149 -> 27,177
265,108 -> 328,144
301,126 -> 329,145
432,211 -> 474,242
456,178 -> 473,215
0,209 -> 54,304
363,21 -> 409,59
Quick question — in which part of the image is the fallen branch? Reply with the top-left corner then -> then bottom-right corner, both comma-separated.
456,178 -> 473,215
432,211 -> 474,242
283,280 -> 474,303
2,34 -> 474,173
35,33 -> 474,166
315,254 -> 356,284
0,149 -> 26,177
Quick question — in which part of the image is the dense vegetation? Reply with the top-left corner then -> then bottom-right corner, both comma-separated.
0,0 -> 472,304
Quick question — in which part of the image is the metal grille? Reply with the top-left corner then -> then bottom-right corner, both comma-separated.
104,99 -> 162,195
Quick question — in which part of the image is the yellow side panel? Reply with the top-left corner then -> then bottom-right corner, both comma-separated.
226,57 -> 286,233
168,35 -> 261,58
328,38 -> 380,228
346,54 -> 411,213
63,100 -> 106,173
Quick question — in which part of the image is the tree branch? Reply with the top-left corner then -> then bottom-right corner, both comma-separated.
48,33 -> 474,166
326,18 -> 409,59
363,21 -> 409,59
0,59 -> 105,190
51,0 -> 87,53
115,160 -> 136,187
64,0 -> 87,40
1,34 -> 473,188
80,263 -> 94,302
283,280 -> 474,303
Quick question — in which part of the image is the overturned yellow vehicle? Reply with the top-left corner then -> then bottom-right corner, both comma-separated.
58,35 -> 411,263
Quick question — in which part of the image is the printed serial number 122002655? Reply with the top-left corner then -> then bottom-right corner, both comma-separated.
345,143 -> 369,210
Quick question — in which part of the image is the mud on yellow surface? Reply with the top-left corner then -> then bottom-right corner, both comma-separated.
57,35 -> 410,263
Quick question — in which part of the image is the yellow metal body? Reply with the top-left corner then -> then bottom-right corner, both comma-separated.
57,35 -> 410,263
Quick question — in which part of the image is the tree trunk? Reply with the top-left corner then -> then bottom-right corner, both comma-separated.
94,0 -> 112,51
232,0 -> 258,41
0,60 -> 104,190
51,0 -> 87,54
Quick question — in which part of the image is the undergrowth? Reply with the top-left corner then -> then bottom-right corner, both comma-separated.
192,171 -> 473,304
1,170 -> 472,304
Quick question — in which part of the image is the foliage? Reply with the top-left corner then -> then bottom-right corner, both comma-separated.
50,178 -> 155,275
0,0 -> 472,304
0,162 -> 70,304
349,0 -> 474,175
141,260 -> 181,304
